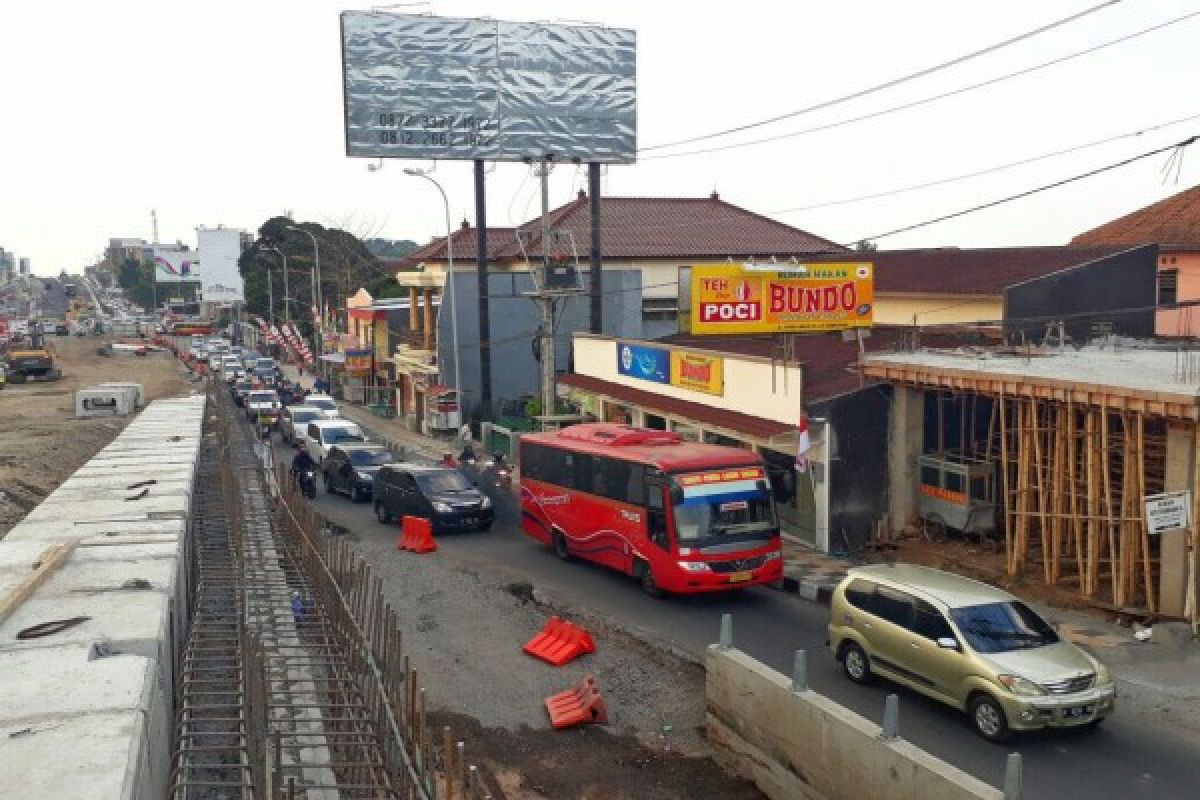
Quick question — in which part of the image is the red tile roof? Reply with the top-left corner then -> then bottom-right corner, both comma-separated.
811,246 -> 1125,295
557,373 -> 796,439
402,192 -> 846,264
400,225 -> 517,264
1071,183 -> 1200,247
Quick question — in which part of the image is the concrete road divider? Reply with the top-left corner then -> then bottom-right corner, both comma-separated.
706,645 -> 1006,800
545,674 -> 608,730
397,515 -> 437,554
523,616 -> 596,666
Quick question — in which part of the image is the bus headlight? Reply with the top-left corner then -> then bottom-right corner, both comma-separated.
763,550 -> 782,562
677,561 -> 711,573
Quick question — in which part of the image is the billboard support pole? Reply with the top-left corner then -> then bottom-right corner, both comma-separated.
475,159 -> 492,421
537,159 -> 556,427
589,162 -> 602,334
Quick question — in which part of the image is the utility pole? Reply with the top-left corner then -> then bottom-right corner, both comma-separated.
267,267 -> 274,330
537,159 -> 556,426
474,159 -> 492,420
151,209 -> 159,245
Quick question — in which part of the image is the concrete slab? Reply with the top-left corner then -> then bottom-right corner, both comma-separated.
21,491 -> 193,523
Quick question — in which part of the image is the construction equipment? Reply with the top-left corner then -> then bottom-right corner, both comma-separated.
4,325 -> 61,384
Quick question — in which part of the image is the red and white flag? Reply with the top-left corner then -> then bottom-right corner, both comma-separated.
796,411 -> 811,472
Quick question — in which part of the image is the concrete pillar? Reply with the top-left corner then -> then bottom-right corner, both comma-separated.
1160,423 -> 1194,616
888,386 -> 924,531
422,289 -> 433,352
409,287 -> 419,334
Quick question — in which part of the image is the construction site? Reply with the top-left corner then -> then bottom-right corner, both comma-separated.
866,341 -> 1200,623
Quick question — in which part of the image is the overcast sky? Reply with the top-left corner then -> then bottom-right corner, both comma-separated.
2,0 -> 1198,274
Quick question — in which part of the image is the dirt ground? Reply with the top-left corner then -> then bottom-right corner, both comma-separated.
0,334 -> 198,537
343,528 -> 763,800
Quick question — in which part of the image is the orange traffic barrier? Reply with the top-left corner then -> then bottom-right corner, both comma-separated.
523,616 -> 596,666
398,515 -> 437,554
545,674 -> 608,730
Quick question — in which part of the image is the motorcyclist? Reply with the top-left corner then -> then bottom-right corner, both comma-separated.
291,448 -> 316,476
440,453 -> 458,469
458,443 -> 477,464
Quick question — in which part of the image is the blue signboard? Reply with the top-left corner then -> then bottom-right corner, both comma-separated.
617,343 -> 670,384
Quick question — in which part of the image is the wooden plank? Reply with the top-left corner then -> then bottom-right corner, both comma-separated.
0,539 -> 81,625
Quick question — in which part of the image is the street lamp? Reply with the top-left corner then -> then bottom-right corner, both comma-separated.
403,167 -> 461,407
285,224 -> 322,361
262,245 -> 290,323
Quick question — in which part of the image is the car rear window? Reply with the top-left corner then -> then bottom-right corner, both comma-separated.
292,410 -> 319,423
249,392 -> 278,403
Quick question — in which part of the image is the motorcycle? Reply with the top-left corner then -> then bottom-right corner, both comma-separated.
297,467 -> 317,499
483,454 -> 512,492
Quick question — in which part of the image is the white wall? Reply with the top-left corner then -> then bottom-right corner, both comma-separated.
196,227 -> 245,303
573,335 -> 803,426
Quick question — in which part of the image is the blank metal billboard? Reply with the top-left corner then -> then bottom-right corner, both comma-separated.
340,12 -> 637,164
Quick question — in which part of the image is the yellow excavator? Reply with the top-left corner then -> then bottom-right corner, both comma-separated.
4,324 -> 62,384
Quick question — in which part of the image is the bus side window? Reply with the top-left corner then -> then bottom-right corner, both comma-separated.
645,477 -> 668,548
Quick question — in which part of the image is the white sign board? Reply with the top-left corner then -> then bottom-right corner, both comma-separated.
1144,490 -> 1191,535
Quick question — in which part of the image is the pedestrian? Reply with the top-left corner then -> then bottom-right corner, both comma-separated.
459,420 -> 473,449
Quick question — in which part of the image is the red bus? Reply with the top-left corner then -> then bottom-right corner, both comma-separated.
519,423 -> 783,595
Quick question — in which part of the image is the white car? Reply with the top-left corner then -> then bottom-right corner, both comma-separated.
303,394 -> 340,419
245,390 -> 282,422
280,405 -> 324,445
303,420 -> 367,465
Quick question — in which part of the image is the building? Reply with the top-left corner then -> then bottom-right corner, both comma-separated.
1071,183 -> 1200,337
863,344 -> 1200,622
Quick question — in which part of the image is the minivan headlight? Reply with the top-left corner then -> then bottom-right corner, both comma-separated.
997,674 -> 1045,697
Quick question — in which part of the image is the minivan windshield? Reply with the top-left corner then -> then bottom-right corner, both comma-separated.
307,398 -> 336,411
949,601 -> 1059,653
324,427 -> 364,445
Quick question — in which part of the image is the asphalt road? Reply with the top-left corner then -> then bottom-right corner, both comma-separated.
271,434 -> 1199,800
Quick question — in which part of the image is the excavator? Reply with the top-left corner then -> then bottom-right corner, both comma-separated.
3,322 -> 62,384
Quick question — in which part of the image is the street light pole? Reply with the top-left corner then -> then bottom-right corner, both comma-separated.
286,225 -> 322,361
403,168 -> 461,411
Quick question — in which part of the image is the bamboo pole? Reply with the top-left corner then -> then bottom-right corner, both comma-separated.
1137,416 -> 1155,612
999,394 -> 1013,574
1031,399 -> 1050,584
1069,403 -> 1085,592
1101,411 -> 1117,600
1085,410 -> 1100,596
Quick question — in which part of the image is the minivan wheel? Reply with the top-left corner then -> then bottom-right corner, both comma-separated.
553,532 -> 571,561
375,502 -> 392,524
969,694 -> 1011,742
841,642 -> 872,684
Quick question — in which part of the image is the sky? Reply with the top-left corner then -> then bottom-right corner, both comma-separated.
2,0 -> 1199,274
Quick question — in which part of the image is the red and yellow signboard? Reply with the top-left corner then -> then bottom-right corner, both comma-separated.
344,348 -> 373,375
670,351 -> 723,395
689,262 -> 874,335
679,467 -> 766,486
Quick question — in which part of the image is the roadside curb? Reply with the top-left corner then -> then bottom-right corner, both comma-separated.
777,576 -> 835,605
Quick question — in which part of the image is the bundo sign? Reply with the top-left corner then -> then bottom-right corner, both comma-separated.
340,12 -> 637,164
689,263 -> 874,335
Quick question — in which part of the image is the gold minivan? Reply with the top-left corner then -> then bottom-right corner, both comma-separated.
828,564 -> 1115,741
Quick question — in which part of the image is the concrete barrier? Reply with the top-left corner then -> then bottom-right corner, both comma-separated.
75,387 -> 135,417
706,646 -> 1004,800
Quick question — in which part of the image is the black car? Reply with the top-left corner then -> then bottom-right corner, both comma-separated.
373,464 -> 494,532
323,444 -> 397,501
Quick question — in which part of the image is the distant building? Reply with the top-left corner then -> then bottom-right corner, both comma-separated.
18,257 -> 29,275
1072,183 -> 1200,337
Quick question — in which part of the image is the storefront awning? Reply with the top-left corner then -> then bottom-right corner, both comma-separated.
558,373 -> 796,442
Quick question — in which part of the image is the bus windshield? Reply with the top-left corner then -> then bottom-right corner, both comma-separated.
670,467 -> 776,543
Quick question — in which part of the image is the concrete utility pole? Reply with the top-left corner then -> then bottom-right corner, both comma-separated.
537,159 -> 556,425
267,267 -> 274,329
286,225 -> 322,361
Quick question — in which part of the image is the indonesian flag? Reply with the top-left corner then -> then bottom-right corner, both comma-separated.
796,411 -> 811,472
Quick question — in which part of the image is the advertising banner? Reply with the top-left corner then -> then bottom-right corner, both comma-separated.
153,247 -> 200,283
689,263 -> 874,335
345,348 -> 373,375
617,342 -> 669,384
670,351 -> 723,395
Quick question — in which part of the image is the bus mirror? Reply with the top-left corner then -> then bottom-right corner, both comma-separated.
668,483 -> 684,505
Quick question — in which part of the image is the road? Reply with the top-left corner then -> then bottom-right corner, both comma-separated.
270,434 -> 1198,800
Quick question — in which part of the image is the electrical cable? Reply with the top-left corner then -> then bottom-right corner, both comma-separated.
641,0 -> 1123,152
642,8 -> 1200,161
767,111 -> 1200,214
845,134 -> 1198,245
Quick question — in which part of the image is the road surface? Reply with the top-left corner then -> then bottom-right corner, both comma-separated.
270,434 -> 1198,800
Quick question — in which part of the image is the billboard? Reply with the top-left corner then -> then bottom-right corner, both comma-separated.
152,246 -> 199,283
196,227 -> 245,304
688,263 -> 874,335
617,343 -> 669,384
340,12 -> 637,164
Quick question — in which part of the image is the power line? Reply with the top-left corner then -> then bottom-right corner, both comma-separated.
768,111 -> 1200,214
641,1 -> 1123,152
846,134 -> 1198,245
642,8 -> 1200,162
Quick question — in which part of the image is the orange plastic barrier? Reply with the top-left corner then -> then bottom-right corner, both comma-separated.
522,616 -> 596,666
397,515 -> 437,554
545,675 -> 608,730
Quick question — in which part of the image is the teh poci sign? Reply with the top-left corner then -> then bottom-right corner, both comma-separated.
689,263 -> 874,335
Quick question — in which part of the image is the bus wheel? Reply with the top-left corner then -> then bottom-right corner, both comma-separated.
637,561 -> 662,597
553,532 -> 572,561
